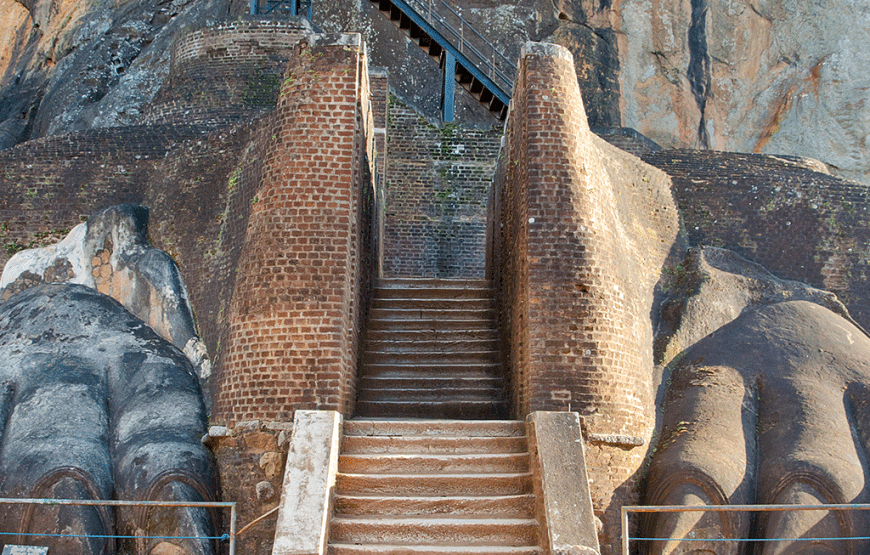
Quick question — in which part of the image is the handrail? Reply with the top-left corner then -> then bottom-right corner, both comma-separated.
622,504 -> 870,555
401,0 -> 516,94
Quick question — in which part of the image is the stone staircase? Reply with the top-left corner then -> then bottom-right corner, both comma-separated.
355,278 -> 507,419
327,419 -> 541,555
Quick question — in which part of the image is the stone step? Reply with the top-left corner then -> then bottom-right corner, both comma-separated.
354,400 -> 507,420
366,329 -> 498,342
328,517 -> 540,546
375,286 -> 494,300
328,545 -> 542,555
338,452 -> 529,474
333,494 -> 535,518
373,298 -> 494,310
369,308 -> 496,321
363,351 -> 500,365
377,278 -> 491,290
356,388 -> 502,403
367,319 -> 494,332
359,363 -> 502,378
365,337 -> 499,353
336,473 -> 533,496
344,420 -> 525,437
357,376 -> 503,391
341,434 -> 527,454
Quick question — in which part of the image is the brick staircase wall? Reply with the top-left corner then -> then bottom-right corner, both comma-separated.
213,34 -> 379,425
488,42 -> 681,554
384,100 -> 501,277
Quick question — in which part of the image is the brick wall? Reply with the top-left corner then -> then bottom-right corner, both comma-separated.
213,34 -> 377,426
643,149 -> 870,332
488,42 -> 681,554
383,100 -> 501,277
144,18 -> 312,127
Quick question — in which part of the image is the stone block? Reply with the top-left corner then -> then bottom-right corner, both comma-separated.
272,410 -> 343,555
527,411 -> 599,555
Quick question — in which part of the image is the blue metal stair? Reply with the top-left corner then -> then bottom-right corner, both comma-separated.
369,0 -> 515,121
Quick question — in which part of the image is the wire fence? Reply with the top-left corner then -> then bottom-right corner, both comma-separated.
622,503 -> 870,554
0,498 -> 236,555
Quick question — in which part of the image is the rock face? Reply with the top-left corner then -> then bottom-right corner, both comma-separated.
618,0 -> 870,185
645,247 -> 870,553
0,0 -> 243,148
0,283 -> 216,555
2,0 -> 868,184
1,204 -> 211,382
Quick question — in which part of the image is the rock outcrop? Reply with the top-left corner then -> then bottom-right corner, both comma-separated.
645,247 -> 870,553
0,283 -> 216,555
1,204 -> 211,381
2,0 -> 868,184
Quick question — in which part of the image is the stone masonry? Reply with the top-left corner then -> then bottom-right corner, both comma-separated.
489,42 -> 681,553
213,34 -> 377,425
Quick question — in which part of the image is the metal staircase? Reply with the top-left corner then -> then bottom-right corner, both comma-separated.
368,0 -> 514,121
251,0 -> 515,121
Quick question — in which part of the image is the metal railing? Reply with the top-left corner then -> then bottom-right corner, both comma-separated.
250,0 -> 312,19
622,504 -> 870,554
399,0 -> 516,96
0,498 -> 237,555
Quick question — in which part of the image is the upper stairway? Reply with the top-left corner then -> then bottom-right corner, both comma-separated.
356,278 -> 507,419
366,0 -> 513,120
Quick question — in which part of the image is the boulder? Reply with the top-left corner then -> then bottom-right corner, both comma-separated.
0,282 -> 216,555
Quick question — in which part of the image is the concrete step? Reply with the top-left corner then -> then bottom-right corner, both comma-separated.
336,473 -> 533,496
357,376 -> 503,391
365,337 -> 499,353
369,308 -> 496,321
328,517 -> 540,546
362,351 -> 500,365
328,545 -> 542,555
360,363 -> 502,378
354,400 -> 507,420
356,388 -> 503,403
333,494 -> 535,517
344,420 -> 525,437
373,298 -> 494,311
338,452 -> 530,474
341,434 -> 528,454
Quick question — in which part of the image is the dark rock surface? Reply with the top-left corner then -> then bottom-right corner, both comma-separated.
0,283 -> 216,555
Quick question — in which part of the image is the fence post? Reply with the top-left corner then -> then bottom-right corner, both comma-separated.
622,506 -> 630,555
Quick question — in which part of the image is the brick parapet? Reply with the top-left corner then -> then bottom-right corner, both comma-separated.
490,41 -> 680,554
144,19 -> 312,127
384,100 -> 501,277
213,34 -> 377,425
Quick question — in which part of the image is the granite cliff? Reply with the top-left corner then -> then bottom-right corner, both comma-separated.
1,0 -> 867,184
